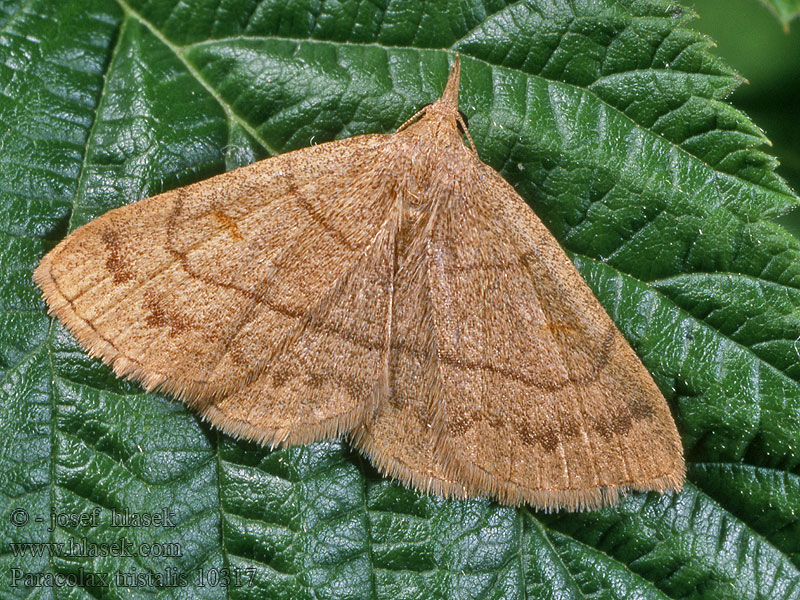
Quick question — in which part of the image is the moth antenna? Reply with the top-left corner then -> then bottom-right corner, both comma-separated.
457,112 -> 475,151
396,104 -> 431,133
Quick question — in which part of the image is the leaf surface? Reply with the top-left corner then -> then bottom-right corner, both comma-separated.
2,0 -> 800,598
757,0 -> 800,28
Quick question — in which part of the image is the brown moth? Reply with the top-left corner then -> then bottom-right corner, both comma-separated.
34,56 -> 684,511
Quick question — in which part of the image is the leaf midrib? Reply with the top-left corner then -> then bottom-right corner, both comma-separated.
116,0 -> 278,155
111,0 -> 795,211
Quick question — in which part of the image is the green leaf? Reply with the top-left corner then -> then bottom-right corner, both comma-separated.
2,0 -> 800,598
756,0 -> 800,29
687,0 -> 800,237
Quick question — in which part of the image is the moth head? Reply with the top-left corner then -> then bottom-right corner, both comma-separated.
395,55 -> 475,152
